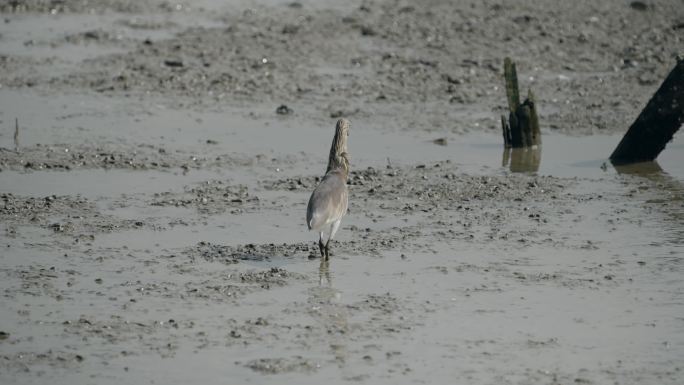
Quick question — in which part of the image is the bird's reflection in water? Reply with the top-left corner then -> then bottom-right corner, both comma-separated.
310,257 -> 348,366
310,258 -> 340,306
319,258 -> 332,287
502,146 -> 541,173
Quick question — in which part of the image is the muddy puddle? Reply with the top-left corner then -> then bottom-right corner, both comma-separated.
2,0 -> 684,384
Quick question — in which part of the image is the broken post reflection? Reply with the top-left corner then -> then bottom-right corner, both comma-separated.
614,160 -> 683,245
502,146 -> 541,173
613,160 -> 664,176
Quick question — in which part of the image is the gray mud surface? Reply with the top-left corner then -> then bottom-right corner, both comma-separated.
1,0 -> 683,384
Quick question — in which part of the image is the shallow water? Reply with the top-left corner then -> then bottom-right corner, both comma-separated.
3,87 -> 681,182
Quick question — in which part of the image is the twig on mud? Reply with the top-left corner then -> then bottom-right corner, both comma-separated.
14,117 -> 20,152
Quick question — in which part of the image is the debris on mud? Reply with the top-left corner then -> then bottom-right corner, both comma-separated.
239,268 -> 304,288
184,241 -> 312,264
0,144 -> 175,171
244,356 -> 319,374
0,350 -> 85,373
151,180 -> 256,214
1,192 -> 147,235
275,105 -> 293,115
1,0 -> 152,13
1,193 -> 93,221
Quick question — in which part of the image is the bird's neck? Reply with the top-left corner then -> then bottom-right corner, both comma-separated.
326,132 -> 349,177
326,152 -> 349,177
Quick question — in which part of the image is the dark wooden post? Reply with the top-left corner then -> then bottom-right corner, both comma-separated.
501,58 -> 541,148
610,57 -> 684,165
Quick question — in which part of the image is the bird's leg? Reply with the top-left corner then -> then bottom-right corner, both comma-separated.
318,232 -> 325,258
324,219 -> 340,260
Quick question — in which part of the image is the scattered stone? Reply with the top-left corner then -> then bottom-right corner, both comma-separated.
629,1 -> 650,11
276,105 -> 293,115
360,26 -> 376,36
163,59 -> 184,68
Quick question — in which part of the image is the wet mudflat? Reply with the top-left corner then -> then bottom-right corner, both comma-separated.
1,0 -> 683,384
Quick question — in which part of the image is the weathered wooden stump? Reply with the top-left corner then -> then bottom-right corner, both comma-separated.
501,58 -> 541,148
610,57 -> 684,165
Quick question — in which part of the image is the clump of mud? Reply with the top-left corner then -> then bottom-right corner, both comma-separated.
243,356 -> 319,374
184,241 -> 313,264
1,192 -> 143,235
0,144 -> 257,172
265,161 -> 572,248
151,180 -> 256,214
0,350 -> 85,372
2,193 -> 93,222
1,0 -> 154,13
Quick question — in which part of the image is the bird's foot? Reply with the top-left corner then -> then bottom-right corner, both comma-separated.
318,240 -> 326,258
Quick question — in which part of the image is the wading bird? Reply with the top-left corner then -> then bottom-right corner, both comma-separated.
306,118 -> 350,259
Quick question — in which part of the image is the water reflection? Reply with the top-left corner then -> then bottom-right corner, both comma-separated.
319,258 -> 331,287
613,160 -> 665,176
502,146 -> 541,173
614,160 -> 684,245
310,257 -> 349,365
